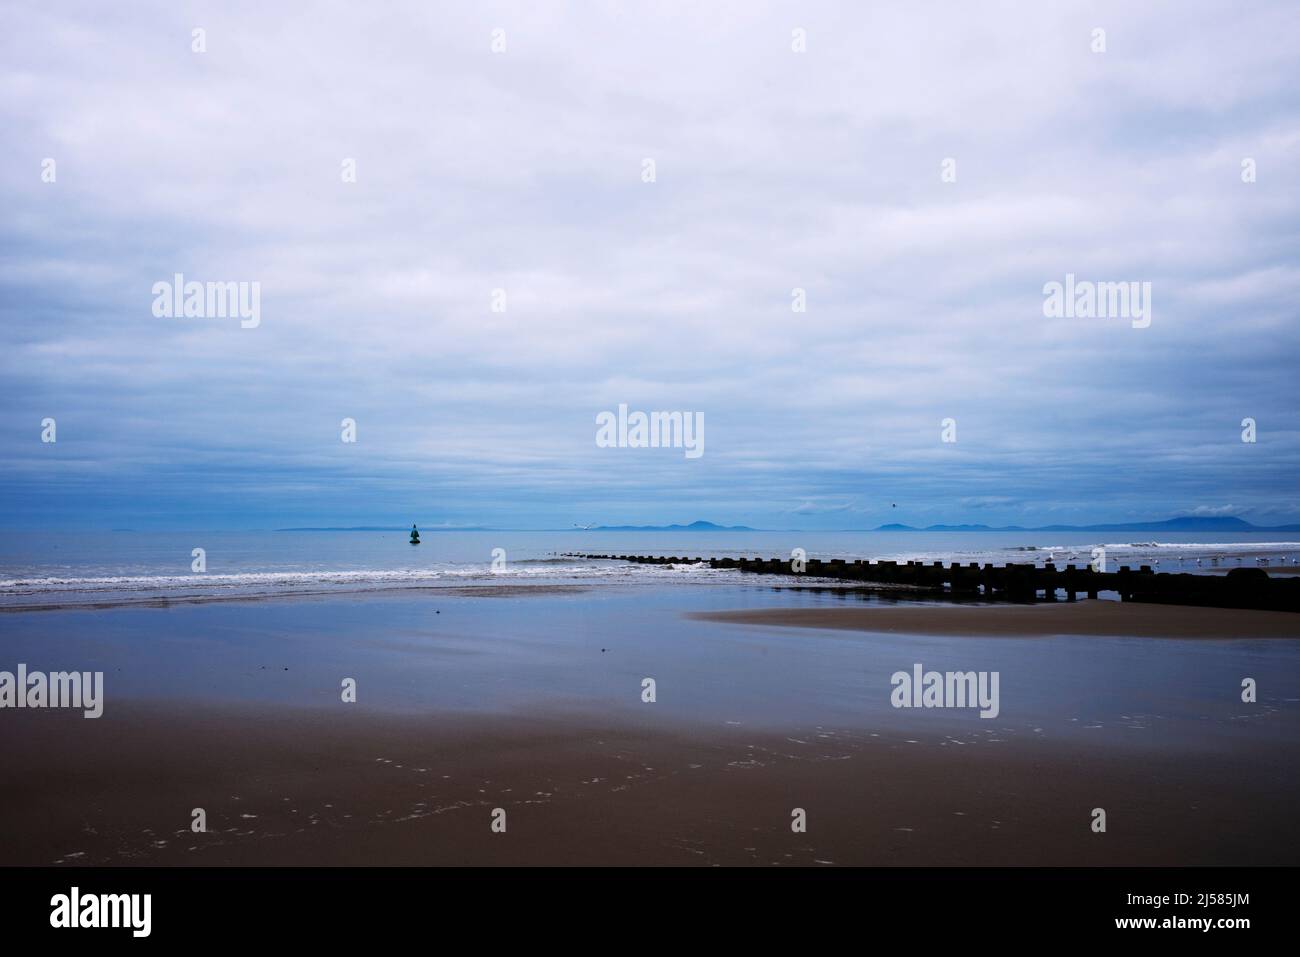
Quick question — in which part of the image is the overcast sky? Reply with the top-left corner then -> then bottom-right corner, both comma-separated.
3,1 -> 1298,530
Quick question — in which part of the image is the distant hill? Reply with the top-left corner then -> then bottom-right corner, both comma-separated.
588,520 -> 756,532
274,516 -> 1299,534
874,516 -> 1300,533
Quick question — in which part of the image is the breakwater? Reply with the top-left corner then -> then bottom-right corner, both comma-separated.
565,553 -> 1300,612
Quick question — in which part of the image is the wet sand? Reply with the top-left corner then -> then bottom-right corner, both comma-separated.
691,599 -> 1300,639
3,701 -> 1296,866
5,587 -> 1298,867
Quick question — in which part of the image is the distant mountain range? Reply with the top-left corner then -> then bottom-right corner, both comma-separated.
588,516 -> 1300,533
586,520 -> 756,532
275,516 -> 1299,534
873,516 -> 1300,533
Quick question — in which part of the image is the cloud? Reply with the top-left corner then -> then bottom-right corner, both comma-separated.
789,501 -> 859,515
1187,505 -> 1249,517
1,1 -> 1298,529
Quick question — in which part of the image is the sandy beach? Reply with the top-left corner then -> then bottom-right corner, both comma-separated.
4,580 -> 1299,867
4,700 -> 1297,867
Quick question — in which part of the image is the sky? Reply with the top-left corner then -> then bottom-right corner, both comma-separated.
2,1 -> 1299,531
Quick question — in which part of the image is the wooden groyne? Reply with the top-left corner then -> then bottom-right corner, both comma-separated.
564,553 -> 1300,612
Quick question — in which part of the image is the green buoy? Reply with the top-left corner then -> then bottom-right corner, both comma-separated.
409,524 -> 420,545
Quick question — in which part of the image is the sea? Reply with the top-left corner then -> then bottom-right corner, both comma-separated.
2,529 -> 1298,610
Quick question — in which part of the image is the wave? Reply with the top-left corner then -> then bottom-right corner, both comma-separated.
0,560 -> 742,608
0,565 -> 613,591
1100,542 -> 1300,550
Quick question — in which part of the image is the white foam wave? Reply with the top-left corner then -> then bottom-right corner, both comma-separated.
0,559 -> 732,602
1100,541 -> 1300,551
